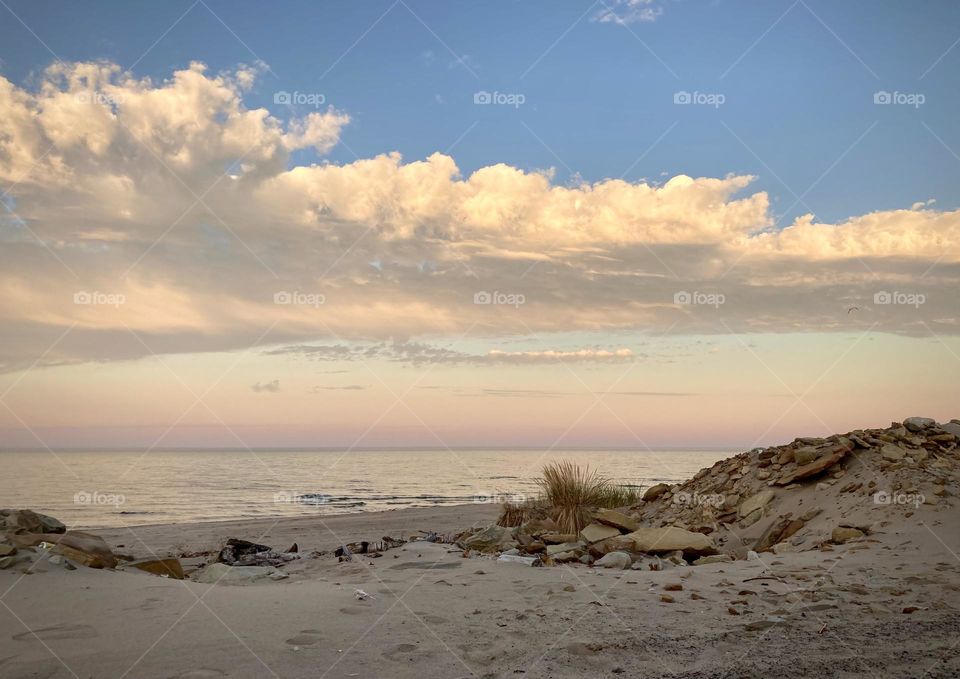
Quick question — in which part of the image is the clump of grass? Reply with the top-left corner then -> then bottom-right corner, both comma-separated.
537,461 -> 631,533
496,501 -> 529,527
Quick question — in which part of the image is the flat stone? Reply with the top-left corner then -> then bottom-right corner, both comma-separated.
9,531 -> 117,568
625,527 -> 717,556
776,448 -> 850,486
460,525 -> 517,553
546,542 -> 583,556
127,557 -> 185,579
579,523 -> 622,544
881,444 -> 907,461
592,509 -> 639,532
794,447 -> 819,465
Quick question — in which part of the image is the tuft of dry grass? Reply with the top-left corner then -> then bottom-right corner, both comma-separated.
536,461 -> 638,533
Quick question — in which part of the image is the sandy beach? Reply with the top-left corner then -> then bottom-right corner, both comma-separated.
3,420 -> 960,678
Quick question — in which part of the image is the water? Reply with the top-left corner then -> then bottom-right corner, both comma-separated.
0,449 -> 732,529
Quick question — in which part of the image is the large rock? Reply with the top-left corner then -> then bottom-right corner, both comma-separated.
592,509 -> 639,532
738,490 -> 775,518
594,551 -> 632,569
589,535 -> 636,557
941,422 -> 960,438
776,447 -> 850,485
546,542 -> 584,556
0,509 -> 65,535
793,447 -> 819,465
579,523 -> 621,544
643,484 -> 670,501
625,527 -> 717,556
9,531 -> 116,568
903,417 -> 936,432
461,525 -> 517,553
192,562 -> 285,584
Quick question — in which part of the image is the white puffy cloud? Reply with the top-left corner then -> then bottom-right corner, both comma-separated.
593,0 -> 665,25
0,60 -> 957,372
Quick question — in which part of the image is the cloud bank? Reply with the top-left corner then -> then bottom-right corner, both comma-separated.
0,61 -> 958,371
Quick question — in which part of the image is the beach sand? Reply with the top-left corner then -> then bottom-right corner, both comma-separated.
2,499 -> 959,679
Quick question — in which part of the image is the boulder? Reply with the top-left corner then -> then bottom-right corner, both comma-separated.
192,562 -> 286,584
594,551 -> 632,569
903,417 -> 936,432
589,535 -> 635,557
9,531 -> 116,568
831,527 -> 864,544
0,509 -> 66,535
625,527 -> 717,556
738,490 -> 775,518
794,447 -> 819,465
643,484 -> 670,502
579,523 -> 621,544
941,422 -> 960,438
0,544 -> 16,557
592,509 -> 639,532
460,525 -> 517,553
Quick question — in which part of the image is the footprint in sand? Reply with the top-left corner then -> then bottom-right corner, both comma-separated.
414,613 -> 447,625
338,606 -> 368,615
382,642 -> 432,661
12,623 -> 97,641
285,630 -> 322,646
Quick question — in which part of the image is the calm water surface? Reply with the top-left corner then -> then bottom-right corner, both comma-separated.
0,449 -> 732,528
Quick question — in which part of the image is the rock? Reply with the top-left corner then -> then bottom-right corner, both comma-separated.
551,550 -> 581,563
594,551 -> 632,569
0,544 -> 16,557
127,557 -> 185,579
0,555 -> 21,569
592,509 -> 639,532
589,535 -> 635,557
579,523 -> 621,544
660,594 -> 675,603
694,554 -> 734,566
546,542 -> 584,556
739,508 -> 763,528
776,447 -> 850,486
941,422 -> 960,438
794,447 -> 819,465
541,533 -> 579,545
625,527 -> 717,556
738,490 -> 775,518
881,444 -> 907,461
831,527 -> 864,544
643,484 -> 671,502
0,509 -> 66,535
9,531 -> 116,568
192,562 -> 286,584
664,582 -> 683,591
460,525 -> 517,553
903,417 -> 936,432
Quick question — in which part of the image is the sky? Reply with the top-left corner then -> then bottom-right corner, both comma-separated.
0,0 -> 958,449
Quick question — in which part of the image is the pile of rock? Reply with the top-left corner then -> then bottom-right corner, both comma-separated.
457,417 -> 958,567
1,509 -> 118,571
458,507 -> 722,569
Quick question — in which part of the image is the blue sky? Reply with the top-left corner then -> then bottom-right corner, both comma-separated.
3,0 -> 959,224
1,1 -> 958,447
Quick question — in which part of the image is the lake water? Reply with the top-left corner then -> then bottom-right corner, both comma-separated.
0,448 -> 732,528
